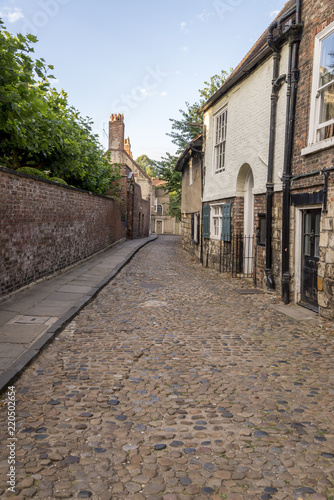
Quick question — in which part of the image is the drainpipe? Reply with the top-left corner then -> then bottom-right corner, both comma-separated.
281,5 -> 303,304
265,56 -> 286,289
265,5 -> 295,290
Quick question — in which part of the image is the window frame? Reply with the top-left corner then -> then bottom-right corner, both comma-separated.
213,107 -> 227,174
257,213 -> 266,247
156,204 -> 163,216
305,21 -> 334,153
210,204 -> 223,240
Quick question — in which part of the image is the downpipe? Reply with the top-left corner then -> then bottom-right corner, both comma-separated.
281,13 -> 303,304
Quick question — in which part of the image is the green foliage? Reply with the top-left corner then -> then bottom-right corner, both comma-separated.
157,71 -> 231,218
17,167 -> 49,179
167,70 -> 232,155
154,153 -> 182,221
135,154 -> 159,178
49,177 -> 68,185
0,19 -> 119,195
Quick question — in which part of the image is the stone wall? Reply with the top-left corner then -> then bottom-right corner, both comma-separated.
0,168 -> 127,298
317,185 -> 334,319
181,213 -> 201,261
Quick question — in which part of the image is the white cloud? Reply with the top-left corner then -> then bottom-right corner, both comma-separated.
0,7 -> 24,23
180,21 -> 189,34
160,91 -> 168,97
181,46 -> 189,55
197,10 -> 212,22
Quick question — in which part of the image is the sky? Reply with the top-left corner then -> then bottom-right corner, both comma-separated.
0,0 -> 286,161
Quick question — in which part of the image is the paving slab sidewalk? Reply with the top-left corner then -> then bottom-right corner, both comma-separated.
0,235 -> 158,392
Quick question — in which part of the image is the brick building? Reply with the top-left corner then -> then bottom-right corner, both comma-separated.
106,114 -> 152,202
106,113 -> 152,239
279,0 -> 334,317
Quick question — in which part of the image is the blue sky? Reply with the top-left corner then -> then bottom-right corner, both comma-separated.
0,0 -> 286,160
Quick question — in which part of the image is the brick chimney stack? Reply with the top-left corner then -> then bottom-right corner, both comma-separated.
124,137 -> 133,158
109,113 -> 124,150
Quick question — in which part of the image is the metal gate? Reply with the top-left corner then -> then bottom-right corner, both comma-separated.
220,234 -> 256,280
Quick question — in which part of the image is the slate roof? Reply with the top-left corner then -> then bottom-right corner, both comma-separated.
199,0 -> 296,113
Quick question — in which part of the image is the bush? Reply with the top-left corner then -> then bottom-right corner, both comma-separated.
49,177 -> 68,185
17,167 -> 49,179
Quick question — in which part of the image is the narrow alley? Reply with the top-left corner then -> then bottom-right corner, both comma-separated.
1,236 -> 334,500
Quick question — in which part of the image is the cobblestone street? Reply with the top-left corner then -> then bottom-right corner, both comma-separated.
1,235 -> 334,500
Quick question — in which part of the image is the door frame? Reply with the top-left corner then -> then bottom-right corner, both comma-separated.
294,204 -> 322,306
155,219 -> 164,234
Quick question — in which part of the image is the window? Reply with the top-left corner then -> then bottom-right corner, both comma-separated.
257,213 -> 266,246
191,212 -> 200,244
189,160 -> 193,186
156,204 -> 163,216
307,22 -> 334,150
214,107 -> 227,173
154,197 -> 158,212
211,205 -> 222,239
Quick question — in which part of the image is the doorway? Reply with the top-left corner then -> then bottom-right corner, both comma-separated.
156,220 -> 163,234
300,208 -> 321,310
243,169 -> 254,274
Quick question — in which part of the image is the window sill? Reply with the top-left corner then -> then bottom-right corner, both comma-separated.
301,137 -> 334,156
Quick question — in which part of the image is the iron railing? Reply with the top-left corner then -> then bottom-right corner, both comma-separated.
220,234 -> 256,281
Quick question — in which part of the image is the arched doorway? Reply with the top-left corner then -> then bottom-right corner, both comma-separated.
243,168 -> 254,274
236,165 -> 254,275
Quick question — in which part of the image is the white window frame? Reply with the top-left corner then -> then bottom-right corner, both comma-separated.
303,21 -> 334,155
210,204 -> 222,240
154,197 -> 158,212
213,107 -> 227,174
156,204 -> 163,216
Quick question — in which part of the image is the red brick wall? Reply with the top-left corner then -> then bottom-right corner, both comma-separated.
293,0 -> 334,176
132,183 -> 150,239
0,168 -> 127,297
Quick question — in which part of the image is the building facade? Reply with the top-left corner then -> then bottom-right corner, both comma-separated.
200,1 -> 296,285
107,114 -> 152,202
285,0 -> 334,317
151,179 -> 181,235
106,114 -> 151,239
175,135 -> 203,261
178,0 -> 334,319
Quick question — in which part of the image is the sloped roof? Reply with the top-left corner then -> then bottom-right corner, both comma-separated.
152,179 -> 167,187
175,134 -> 203,172
199,0 -> 296,113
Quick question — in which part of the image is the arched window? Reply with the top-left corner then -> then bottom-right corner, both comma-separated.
157,204 -> 163,215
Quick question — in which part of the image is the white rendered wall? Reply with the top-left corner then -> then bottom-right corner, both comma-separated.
203,43 -> 289,202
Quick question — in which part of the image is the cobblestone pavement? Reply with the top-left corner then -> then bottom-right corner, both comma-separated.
1,236 -> 334,500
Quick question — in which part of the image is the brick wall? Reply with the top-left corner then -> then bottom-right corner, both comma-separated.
131,183 -> 150,239
288,0 -> 334,317
0,168 -> 127,297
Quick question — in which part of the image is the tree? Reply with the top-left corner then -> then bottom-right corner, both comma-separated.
0,19 -> 119,195
135,154 -> 158,178
154,153 -> 181,221
158,70 -> 232,218
167,69 -> 232,155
